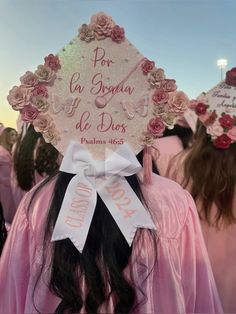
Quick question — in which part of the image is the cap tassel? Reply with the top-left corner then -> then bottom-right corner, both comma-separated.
143,146 -> 152,184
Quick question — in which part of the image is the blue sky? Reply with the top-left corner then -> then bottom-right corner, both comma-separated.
0,0 -> 235,127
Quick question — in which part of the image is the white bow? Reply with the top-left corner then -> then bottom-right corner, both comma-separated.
51,141 -> 156,252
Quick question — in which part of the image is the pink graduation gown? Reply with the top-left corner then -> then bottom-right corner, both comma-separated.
0,173 -> 223,313
167,150 -> 236,313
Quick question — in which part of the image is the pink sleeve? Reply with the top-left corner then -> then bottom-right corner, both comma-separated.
0,200 -> 31,313
179,191 -> 223,313
133,177 -> 223,314
166,151 -> 187,184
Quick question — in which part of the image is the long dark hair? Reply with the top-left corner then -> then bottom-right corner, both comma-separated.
183,121 -> 236,226
13,125 -> 59,191
31,151 -> 158,313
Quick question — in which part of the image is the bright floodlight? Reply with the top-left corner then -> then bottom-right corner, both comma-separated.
217,59 -> 228,68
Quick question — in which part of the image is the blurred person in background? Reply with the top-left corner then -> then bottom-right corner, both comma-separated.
0,127 -> 18,223
167,69 -> 236,313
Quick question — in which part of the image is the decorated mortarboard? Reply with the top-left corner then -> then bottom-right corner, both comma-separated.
7,12 -> 189,251
189,68 -> 236,149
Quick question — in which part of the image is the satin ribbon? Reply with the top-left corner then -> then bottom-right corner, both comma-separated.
51,141 -> 156,252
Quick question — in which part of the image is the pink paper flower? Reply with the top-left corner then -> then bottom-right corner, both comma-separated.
141,59 -> 155,75
199,111 -> 217,126
168,91 -> 189,114
225,67 -> 236,87
213,134 -> 232,149
161,79 -> 177,92
219,114 -> 234,129
21,105 -> 39,122
111,25 -> 125,43
33,113 -> 53,133
227,126 -> 236,141
148,69 -> 165,88
162,113 -> 176,129
35,65 -> 56,85
153,103 -> 167,116
20,71 -> 39,88
31,96 -> 49,112
206,121 -> 224,139
195,102 -> 208,115
79,24 -> 95,42
44,54 -> 61,71
90,12 -> 115,40
152,88 -> 169,105
43,125 -> 61,145
140,131 -> 154,147
147,117 -> 165,138
7,86 -> 30,110
32,85 -> 48,98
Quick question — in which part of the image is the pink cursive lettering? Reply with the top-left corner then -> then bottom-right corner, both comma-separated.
70,72 -> 85,94
92,47 -> 115,68
97,112 -> 127,133
76,111 -> 91,132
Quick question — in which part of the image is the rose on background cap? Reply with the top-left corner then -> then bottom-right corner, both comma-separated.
0,123 -> 5,136
189,67 -> 236,149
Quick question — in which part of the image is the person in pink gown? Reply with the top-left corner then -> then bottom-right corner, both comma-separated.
166,69 -> 236,313
0,161 -> 223,314
11,124 -> 60,208
0,12 -> 223,312
0,127 -> 18,223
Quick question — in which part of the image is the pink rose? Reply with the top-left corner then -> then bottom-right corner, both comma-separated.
21,105 -> 39,122
195,102 -> 208,115
33,114 -> 53,133
90,12 -> 115,40
225,67 -> 236,87
32,85 -> 48,98
7,86 -> 30,110
199,111 -> 217,126
162,113 -> 176,129
44,54 -> 61,71
213,134 -> 232,149
31,96 -> 49,112
219,114 -> 234,129
43,125 -> 60,145
147,117 -> 165,138
161,79 -> 177,92
141,59 -> 155,75
20,71 -> 39,88
206,121 -> 224,139
168,91 -> 189,114
35,65 -> 56,85
227,126 -> 236,141
111,25 -> 125,43
140,131 -> 154,147
148,69 -> 165,88
79,24 -> 95,42
153,103 -> 167,116
152,88 -> 169,105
